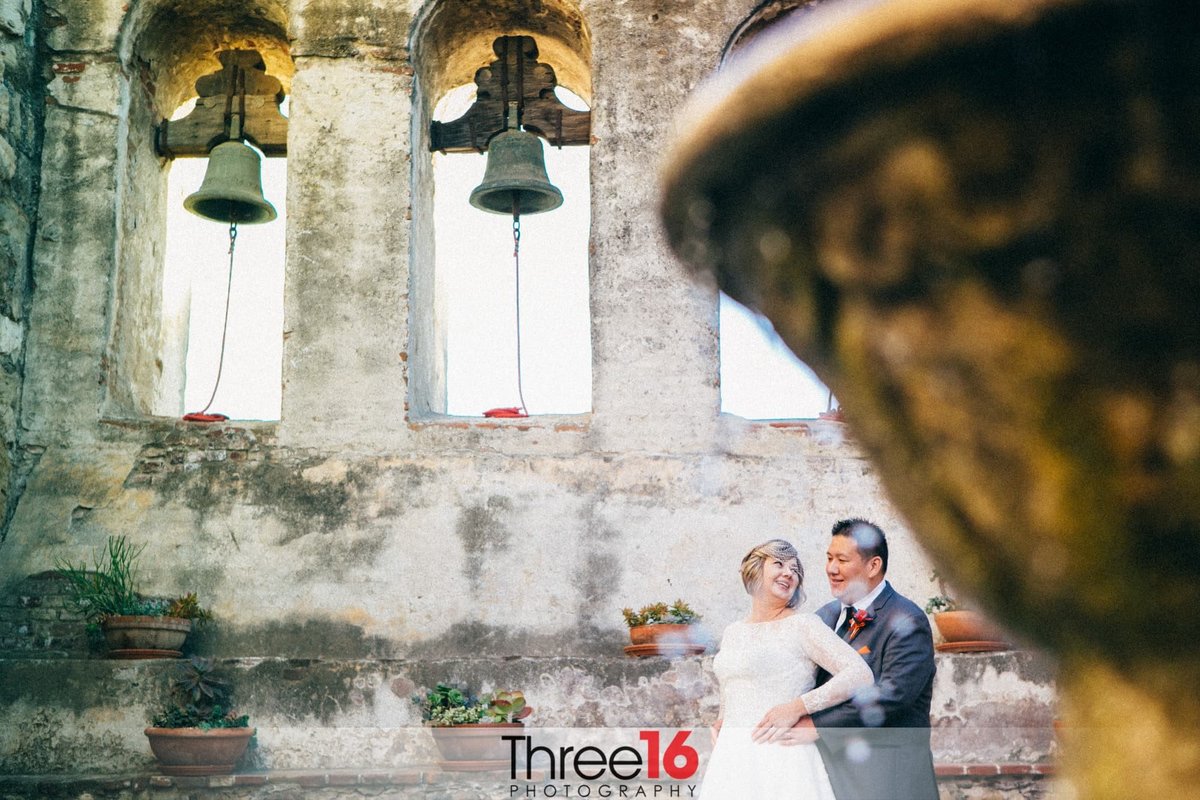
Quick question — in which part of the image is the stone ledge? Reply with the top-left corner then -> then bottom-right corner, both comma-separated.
1,763 -> 1053,786
935,762 -> 1056,777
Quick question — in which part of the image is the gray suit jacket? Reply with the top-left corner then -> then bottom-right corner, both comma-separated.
811,583 -> 939,800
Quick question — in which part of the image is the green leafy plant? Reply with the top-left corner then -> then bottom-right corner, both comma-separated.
925,569 -> 961,614
152,656 -> 250,729
167,592 -> 213,621
483,690 -> 530,723
413,683 -> 533,726
621,599 -> 701,628
55,535 -> 210,623
55,535 -> 144,622
924,595 -> 958,614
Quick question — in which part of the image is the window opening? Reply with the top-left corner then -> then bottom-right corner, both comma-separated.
431,37 -> 591,416
165,152 -> 286,420
160,51 -> 287,421
718,2 -> 836,421
720,292 -> 834,419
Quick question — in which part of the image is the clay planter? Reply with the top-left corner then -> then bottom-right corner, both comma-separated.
931,610 -> 1010,653
101,616 -> 192,658
144,726 -> 255,776
430,722 -> 524,771
625,624 -> 707,657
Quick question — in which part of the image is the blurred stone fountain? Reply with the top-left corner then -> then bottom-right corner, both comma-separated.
661,0 -> 1200,796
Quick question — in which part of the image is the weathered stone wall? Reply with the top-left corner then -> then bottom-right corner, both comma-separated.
4,0 -> 954,662
0,649 -> 1055,775
0,0 -> 1058,786
0,0 -> 41,531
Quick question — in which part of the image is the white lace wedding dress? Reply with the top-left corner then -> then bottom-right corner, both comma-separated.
700,613 -> 872,799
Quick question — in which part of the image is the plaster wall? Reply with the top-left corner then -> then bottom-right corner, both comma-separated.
0,651 -> 1055,774
0,0 -> 1056,780
5,0 -> 952,642
0,0 -> 41,526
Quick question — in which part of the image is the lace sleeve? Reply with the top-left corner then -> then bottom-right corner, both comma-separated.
796,615 -> 873,715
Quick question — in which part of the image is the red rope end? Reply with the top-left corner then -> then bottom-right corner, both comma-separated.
483,407 -> 528,418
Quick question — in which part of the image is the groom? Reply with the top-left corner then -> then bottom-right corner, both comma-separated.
796,518 -> 939,800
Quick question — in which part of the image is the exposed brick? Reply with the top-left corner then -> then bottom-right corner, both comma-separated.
359,771 -> 395,785
999,764 -> 1033,775
27,608 -> 61,621
233,774 -> 268,785
326,772 -> 358,786
966,765 -> 1001,776
934,764 -> 967,776
172,776 -> 210,789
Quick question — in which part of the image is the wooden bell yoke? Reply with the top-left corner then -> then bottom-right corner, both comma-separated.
430,35 -> 591,153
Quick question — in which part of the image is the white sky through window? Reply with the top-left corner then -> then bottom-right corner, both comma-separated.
165,154 -> 286,421
720,293 -> 833,419
434,84 -> 593,416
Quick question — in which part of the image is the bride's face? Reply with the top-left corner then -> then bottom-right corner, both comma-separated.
758,556 -> 801,604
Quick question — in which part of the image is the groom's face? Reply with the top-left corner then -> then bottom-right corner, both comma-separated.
826,535 -> 876,605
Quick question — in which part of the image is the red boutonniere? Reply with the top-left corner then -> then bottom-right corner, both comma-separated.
847,609 -> 874,641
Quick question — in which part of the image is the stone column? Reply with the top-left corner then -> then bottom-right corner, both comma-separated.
280,9 -> 414,450
585,1 -> 738,453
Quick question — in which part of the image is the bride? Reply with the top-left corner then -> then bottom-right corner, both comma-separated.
700,539 -> 872,799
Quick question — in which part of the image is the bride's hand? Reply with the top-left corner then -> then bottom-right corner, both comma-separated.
751,699 -> 808,743
779,716 -> 819,746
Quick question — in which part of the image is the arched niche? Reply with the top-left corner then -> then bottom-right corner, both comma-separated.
105,0 -> 292,418
723,0 -> 827,64
406,0 -> 592,417
411,0 -> 591,115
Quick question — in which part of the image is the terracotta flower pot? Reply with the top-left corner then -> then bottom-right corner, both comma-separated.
102,616 -> 192,658
629,623 -> 698,646
932,610 -> 1010,652
144,726 -> 255,776
625,623 -> 707,657
430,722 -> 524,771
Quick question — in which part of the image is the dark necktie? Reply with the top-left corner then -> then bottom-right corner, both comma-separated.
836,606 -> 857,638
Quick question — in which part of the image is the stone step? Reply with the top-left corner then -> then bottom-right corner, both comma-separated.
0,765 -> 1057,799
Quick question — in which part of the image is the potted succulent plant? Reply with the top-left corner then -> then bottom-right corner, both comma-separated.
620,599 -> 707,657
414,682 -> 532,771
144,656 -> 255,775
56,535 -> 211,658
925,574 -> 1011,652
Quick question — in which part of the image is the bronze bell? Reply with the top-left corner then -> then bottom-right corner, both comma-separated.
184,140 -> 278,224
469,129 -> 563,216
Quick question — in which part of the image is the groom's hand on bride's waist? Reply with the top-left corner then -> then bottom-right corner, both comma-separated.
751,699 -> 809,743
781,716 -> 819,745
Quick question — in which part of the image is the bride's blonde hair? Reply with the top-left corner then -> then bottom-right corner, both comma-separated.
740,539 -> 805,608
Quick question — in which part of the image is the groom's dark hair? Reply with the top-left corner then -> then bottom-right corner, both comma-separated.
831,518 -> 889,573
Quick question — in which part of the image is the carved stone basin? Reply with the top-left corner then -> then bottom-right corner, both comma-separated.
660,0 -> 1200,796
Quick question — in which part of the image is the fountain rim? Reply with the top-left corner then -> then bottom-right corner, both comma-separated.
658,0 -> 1081,251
